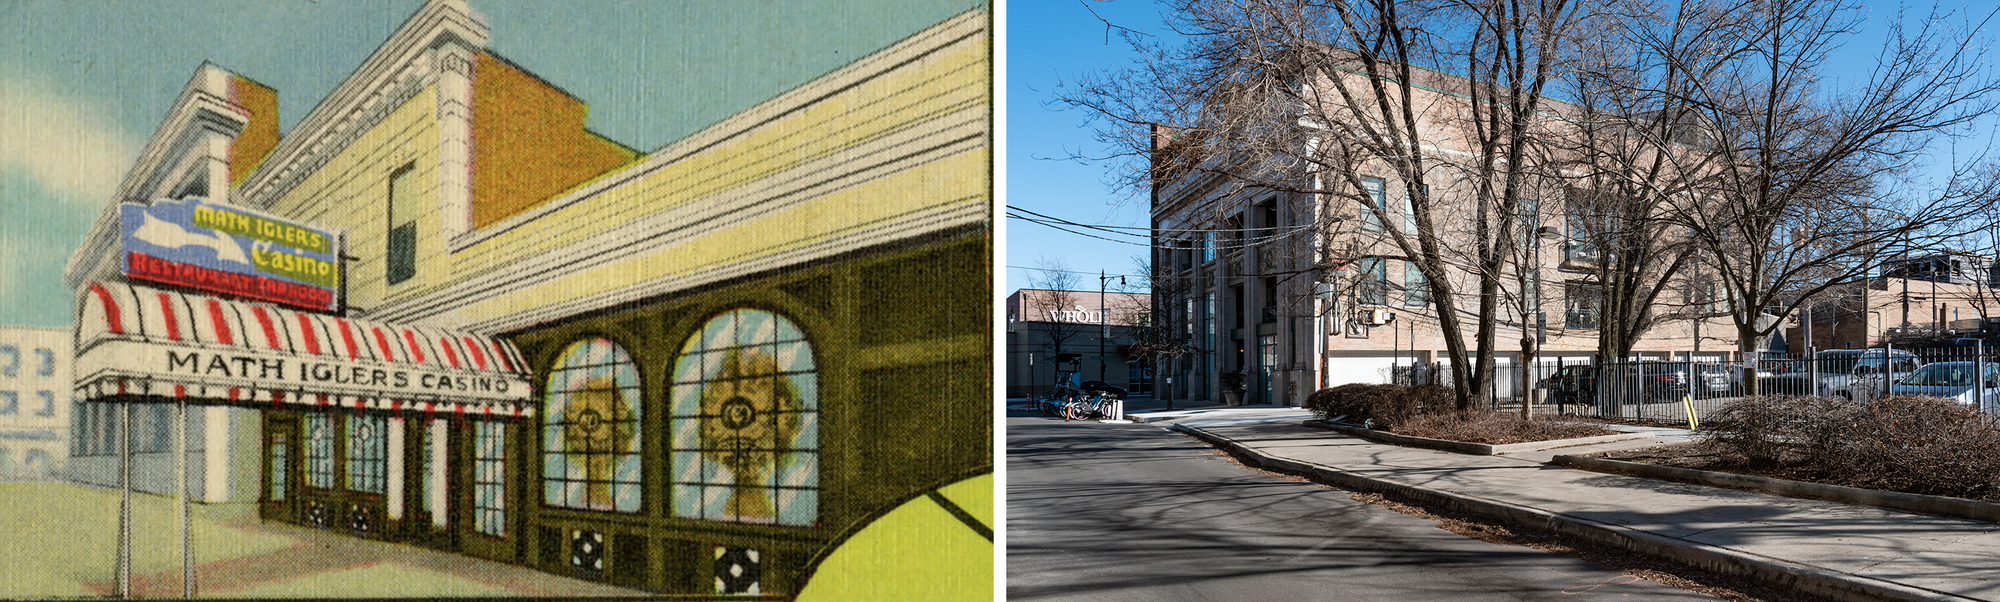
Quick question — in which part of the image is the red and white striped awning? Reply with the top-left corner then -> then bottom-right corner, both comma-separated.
75,281 -> 535,417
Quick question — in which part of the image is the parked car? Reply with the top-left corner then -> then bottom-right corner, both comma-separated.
1537,362 -> 1690,405
1886,362 -> 2000,406
1694,363 -> 1739,395
1759,348 -> 1922,399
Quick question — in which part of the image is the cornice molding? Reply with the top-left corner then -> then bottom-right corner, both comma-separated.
64,71 -> 248,289
238,0 -> 488,209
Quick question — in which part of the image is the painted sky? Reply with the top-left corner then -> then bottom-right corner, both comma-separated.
0,0 -> 981,327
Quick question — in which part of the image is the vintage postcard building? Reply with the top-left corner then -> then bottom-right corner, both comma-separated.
61,0 -> 990,597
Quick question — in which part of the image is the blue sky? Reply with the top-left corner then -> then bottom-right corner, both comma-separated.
1003,0 -> 2000,296
0,0 -> 979,327
1004,0 -> 1173,295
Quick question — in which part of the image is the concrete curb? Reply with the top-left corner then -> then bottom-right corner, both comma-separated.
1552,455 -> 2000,525
1300,419 -> 1656,455
1171,423 -> 1978,602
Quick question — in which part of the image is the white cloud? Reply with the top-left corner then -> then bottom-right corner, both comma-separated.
0,73 -> 141,324
0,73 -> 140,204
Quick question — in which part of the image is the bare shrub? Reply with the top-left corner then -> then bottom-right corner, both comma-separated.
1699,396 -> 1864,468
1396,411 -> 1616,445
1699,396 -> 1805,468
1701,394 -> 2000,499
1834,396 -> 2000,499
1305,384 -> 1453,429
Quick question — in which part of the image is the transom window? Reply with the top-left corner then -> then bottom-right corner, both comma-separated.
669,309 -> 820,526
541,338 -> 643,513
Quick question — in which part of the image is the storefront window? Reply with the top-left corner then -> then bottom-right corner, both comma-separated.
669,309 -> 820,526
346,414 -> 387,494
541,338 -> 643,513
306,413 -> 334,489
474,420 -> 508,537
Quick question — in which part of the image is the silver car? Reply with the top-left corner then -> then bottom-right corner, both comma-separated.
1886,362 -> 2000,407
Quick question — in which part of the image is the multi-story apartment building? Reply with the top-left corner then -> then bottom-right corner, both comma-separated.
0,327 -> 68,480
1148,61 -> 1760,408
1787,259 -> 2000,350
63,1 -> 989,596
1004,289 -> 1151,398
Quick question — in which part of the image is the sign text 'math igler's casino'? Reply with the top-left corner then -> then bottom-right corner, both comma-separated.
120,198 -> 342,311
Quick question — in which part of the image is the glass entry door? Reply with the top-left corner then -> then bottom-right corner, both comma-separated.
261,416 -> 300,523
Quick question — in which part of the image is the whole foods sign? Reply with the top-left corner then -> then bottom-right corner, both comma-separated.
120,198 -> 342,311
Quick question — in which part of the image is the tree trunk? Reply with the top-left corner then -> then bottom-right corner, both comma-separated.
1738,324 -> 1764,397
1519,335 -> 1535,420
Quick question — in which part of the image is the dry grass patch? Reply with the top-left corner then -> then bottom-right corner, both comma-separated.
1395,411 -> 1617,445
1305,383 -> 1615,444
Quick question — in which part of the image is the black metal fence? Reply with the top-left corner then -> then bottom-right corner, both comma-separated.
1394,344 -> 2000,425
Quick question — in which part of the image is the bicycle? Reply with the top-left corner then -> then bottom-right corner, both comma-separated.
1061,391 -> 1112,421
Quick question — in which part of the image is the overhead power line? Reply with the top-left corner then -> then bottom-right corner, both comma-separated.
1007,207 -> 1319,251
1005,265 -> 1149,278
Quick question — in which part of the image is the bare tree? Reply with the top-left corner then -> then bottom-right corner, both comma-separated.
1118,254 -> 1202,409
1557,14 -> 1721,363
1059,0 -> 1604,410
1591,0 -> 2000,393
1027,257 -> 1089,390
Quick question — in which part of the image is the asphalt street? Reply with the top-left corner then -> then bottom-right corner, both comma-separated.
1005,411 -> 1718,601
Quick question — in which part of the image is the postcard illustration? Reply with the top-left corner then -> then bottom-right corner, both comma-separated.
0,0 -> 992,599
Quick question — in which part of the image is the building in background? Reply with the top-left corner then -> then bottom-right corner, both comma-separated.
0,327 -> 68,480
1787,268 -> 2000,350
64,0 -> 988,596
1005,289 -> 1150,398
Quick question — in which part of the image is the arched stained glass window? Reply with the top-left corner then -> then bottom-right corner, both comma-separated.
670,309 -> 819,526
541,338 -> 642,513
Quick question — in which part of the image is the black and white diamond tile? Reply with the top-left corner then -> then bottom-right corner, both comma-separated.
571,530 -> 604,573
714,546 -> 761,595
306,501 -> 331,529
348,504 -> 372,534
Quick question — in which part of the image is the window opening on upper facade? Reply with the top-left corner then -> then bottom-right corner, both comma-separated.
1360,177 -> 1386,232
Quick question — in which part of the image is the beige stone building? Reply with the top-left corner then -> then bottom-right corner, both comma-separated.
1148,60 -> 1762,407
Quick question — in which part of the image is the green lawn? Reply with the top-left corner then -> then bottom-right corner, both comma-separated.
0,482 -> 292,599
214,563 -> 511,598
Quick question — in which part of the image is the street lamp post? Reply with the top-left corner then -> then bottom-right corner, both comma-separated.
1099,271 -> 1124,386
1525,225 -> 1563,420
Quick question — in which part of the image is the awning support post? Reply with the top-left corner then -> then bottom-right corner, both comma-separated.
178,399 -> 193,598
117,402 -> 132,599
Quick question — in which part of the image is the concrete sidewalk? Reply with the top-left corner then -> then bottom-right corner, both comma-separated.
1170,419 -> 2000,602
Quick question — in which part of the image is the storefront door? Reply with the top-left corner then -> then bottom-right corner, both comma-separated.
403,417 -> 455,547
260,416 -> 300,523
453,418 -> 519,562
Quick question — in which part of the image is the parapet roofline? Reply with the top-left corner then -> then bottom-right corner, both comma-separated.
233,0 -> 490,208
